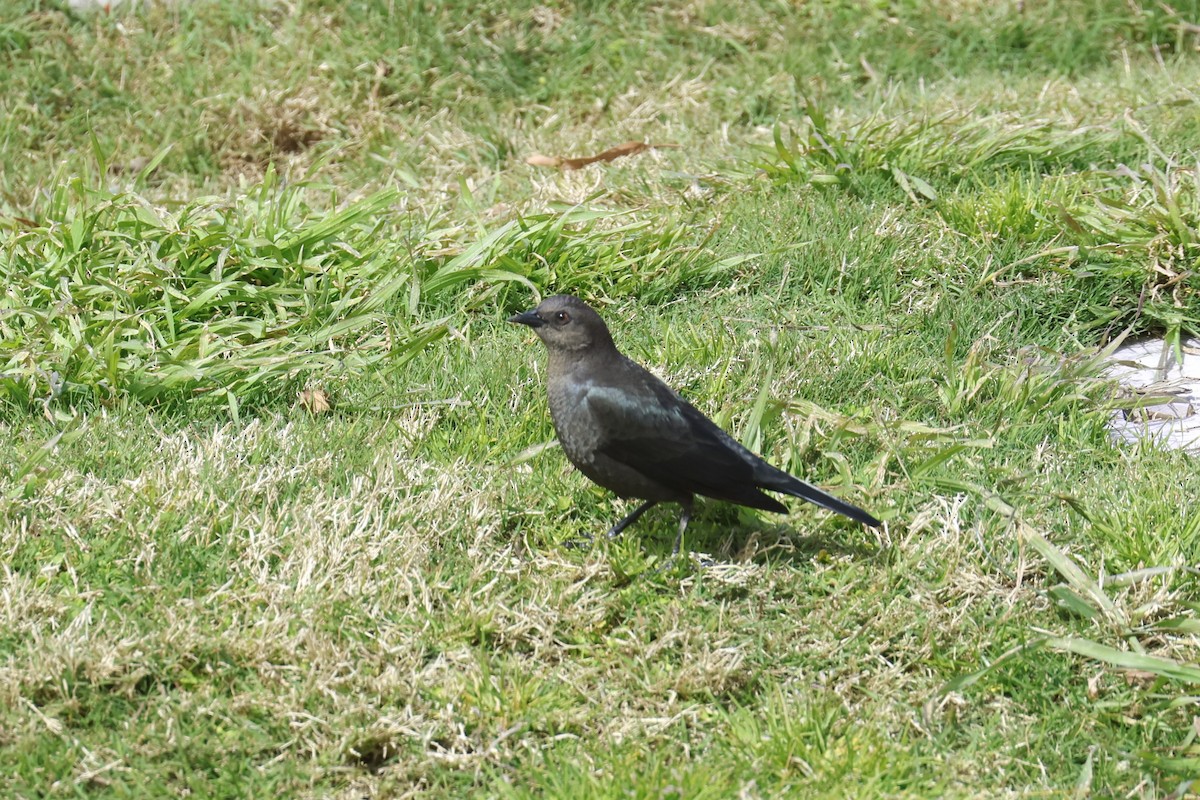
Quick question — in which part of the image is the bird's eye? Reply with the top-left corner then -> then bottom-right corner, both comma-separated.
555,311 -> 570,324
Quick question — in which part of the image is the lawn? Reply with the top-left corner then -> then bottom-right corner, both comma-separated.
3,0 -> 1200,796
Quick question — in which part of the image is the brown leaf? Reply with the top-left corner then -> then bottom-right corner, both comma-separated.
1121,669 -> 1160,686
525,141 -> 679,171
298,388 -> 333,415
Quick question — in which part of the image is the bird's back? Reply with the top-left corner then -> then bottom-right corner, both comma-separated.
546,348 -> 789,512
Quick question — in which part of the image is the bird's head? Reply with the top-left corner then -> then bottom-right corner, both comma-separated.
508,294 -> 615,353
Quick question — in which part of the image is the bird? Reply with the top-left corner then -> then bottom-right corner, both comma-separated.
508,294 -> 881,556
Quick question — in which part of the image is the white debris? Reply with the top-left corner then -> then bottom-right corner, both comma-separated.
1105,337 -> 1200,453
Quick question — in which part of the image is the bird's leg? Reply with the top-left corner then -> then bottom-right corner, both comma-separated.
650,500 -> 694,575
567,500 -> 658,550
670,499 -> 692,557
606,500 -> 657,539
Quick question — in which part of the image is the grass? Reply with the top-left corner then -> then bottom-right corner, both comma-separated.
3,0 -> 1200,796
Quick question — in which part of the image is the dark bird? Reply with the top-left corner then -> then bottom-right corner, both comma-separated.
509,295 -> 881,555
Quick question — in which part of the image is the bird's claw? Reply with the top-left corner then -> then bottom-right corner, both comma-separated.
563,533 -> 595,551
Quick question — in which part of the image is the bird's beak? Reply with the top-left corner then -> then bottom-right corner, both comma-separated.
507,309 -> 545,328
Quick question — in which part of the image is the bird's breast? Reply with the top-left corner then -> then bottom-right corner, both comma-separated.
547,377 -> 604,467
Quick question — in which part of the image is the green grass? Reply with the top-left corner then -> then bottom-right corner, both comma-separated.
3,0 -> 1200,796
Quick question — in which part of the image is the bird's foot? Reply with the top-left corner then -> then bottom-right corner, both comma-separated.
563,532 -> 595,551
648,552 -> 716,575
651,553 -> 680,575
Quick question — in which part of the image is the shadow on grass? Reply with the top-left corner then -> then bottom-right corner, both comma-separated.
574,501 -> 883,570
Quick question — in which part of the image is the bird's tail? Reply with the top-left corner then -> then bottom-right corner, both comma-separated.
765,471 -> 881,527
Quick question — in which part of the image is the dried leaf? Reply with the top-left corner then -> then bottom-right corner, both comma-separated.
298,388 -> 333,415
525,141 -> 679,171
525,154 -> 562,168
1122,669 -> 1162,686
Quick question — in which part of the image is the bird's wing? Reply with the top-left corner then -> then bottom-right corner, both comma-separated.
582,367 -> 763,502
578,360 -> 880,526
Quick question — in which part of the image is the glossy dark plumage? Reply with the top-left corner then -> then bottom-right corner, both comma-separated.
509,295 -> 880,552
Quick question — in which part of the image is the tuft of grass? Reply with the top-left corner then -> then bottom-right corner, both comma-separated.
0,169 -> 441,414
417,207 -> 759,315
759,102 -> 1115,198
1054,158 -> 1200,338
